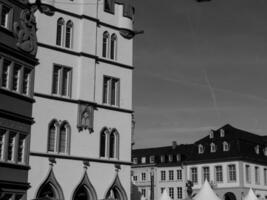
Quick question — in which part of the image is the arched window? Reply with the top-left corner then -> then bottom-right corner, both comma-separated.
38,183 -> 57,199
56,18 -> 65,46
110,129 -> 119,159
223,141 -> 229,152
105,174 -> 128,200
65,20 -> 73,48
72,171 -> 97,200
198,144 -> 204,154
102,31 -> 109,58
36,168 -> 64,200
59,122 -> 70,154
48,120 -> 58,153
47,120 -> 70,154
110,34 -> 117,60
74,186 -> 88,200
109,131 -> 115,158
100,128 -> 108,157
210,143 -> 216,153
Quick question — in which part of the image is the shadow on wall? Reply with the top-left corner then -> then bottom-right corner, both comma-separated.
131,183 -> 142,200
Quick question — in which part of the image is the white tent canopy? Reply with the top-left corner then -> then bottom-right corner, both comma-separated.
193,180 -> 221,200
160,189 -> 172,200
243,188 -> 258,200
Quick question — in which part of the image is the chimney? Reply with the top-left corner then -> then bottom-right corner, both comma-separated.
172,141 -> 177,149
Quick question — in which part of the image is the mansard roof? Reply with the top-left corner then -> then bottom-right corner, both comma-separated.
132,124 -> 267,166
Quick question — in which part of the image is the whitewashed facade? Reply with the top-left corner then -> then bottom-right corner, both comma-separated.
28,0 -> 135,200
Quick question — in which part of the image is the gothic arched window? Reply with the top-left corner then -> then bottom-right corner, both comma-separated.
102,31 -> 109,58
110,34 -> 117,60
56,18 -> 65,46
65,20 -> 73,48
110,129 -> 119,159
100,128 -> 108,157
36,168 -> 64,200
47,120 -> 70,154
48,120 -> 58,152
59,122 -> 70,154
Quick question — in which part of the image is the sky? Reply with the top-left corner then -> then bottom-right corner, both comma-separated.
132,0 -> 267,149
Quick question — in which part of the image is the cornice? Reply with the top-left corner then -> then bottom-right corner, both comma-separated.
37,42 -> 134,70
30,151 -> 132,166
34,92 -> 134,114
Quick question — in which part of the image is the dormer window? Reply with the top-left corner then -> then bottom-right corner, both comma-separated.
220,129 -> 225,137
210,143 -> 216,153
133,157 -> 138,164
168,154 -> 173,162
255,145 -> 260,155
141,157 -> 146,164
223,141 -> 229,152
198,144 -> 204,154
209,130 -> 214,139
150,155 -> 155,163
160,155 -> 165,163
176,154 -> 181,161
263,147 -> 267,156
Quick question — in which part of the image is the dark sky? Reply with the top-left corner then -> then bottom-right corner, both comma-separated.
132,0 -> 267,148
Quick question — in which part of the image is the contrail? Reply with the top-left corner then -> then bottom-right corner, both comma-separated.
203,69 -> 221,120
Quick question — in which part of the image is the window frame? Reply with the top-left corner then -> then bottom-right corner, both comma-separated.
228,164 -> 237,182
51,64 -> 72,98
215,165 -> 223,183
47,120 -> 71,155
0,3 -> 13,30
65,20 -> 73,49
191,167 -> 198,184
102,75 -> 120,107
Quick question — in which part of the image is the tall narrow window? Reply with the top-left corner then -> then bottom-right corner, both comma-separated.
255,166 -> 260,184
7,132 -> 16,161
22,67 -> 31,95
52,65 -> 72,97
100,129 -> 107,157
104,0 -> 114,13
264,168 -> 267,185
191,167 -> 198,184
177,187 -> 183,199
52,65 -> 60,94
56,18 -> 64,46
1,59 -> 11,88
203,167 -> 210,182
169,170 -> 174,181
169,187 -> 174,199
161,171 -> 166,181
141,172 -> 146,181
0,5 -> 12,29
110,34 -> 117,60
228,164 -> 236,182
109,131 -> 115,158
103,76 -> 120,106
111,78 -> 119,106
59,122 -> 68,153
12,64 -> 21,92
17,134 -> 26,163
102,32 -> 109,58
215,166 -> 223,182
0,129 -> 5,160
177,169 -> 182,181
246,165 -> 251,183
61,67 -> 71,96
65,20 -> 73,48
48,121 -> 57,152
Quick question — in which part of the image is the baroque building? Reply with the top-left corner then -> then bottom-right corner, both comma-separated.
27,0 -> 136,200
0,0 -> 39,199
132,124 -> 267,200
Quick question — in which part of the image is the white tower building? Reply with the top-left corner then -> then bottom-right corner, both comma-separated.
28,0 -> 135,200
